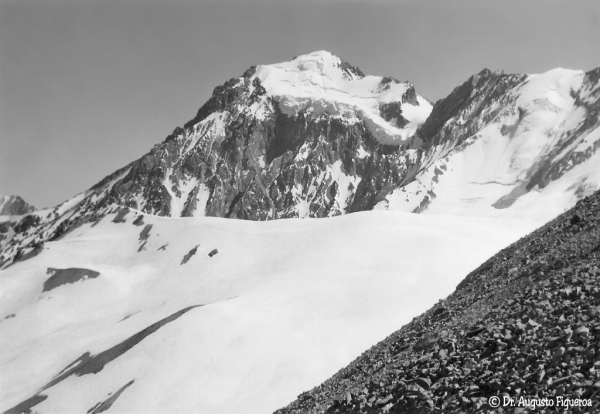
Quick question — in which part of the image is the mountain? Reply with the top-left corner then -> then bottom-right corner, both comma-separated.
382,67 -> 600,223
0,51 -> 435,268
277,190 -> 600,413
1,51 -> 600,413
1,53 -> 599,271
0,196 -> 35,216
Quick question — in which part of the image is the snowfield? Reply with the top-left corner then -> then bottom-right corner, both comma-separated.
0,209 -> 537,414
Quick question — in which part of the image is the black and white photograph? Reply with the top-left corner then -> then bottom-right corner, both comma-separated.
1,0 -> 599,413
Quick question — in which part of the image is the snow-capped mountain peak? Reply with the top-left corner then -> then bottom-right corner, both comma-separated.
253,51 -> 432,144
258,50 -> 366,84
0,52 -> 435,267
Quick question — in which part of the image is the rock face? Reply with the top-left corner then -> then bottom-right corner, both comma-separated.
0,196 -> 35,216
1,52 -> 599,269
276,190 -> 600,413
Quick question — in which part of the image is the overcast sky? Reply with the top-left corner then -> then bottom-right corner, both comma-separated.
1,0 -> 599,209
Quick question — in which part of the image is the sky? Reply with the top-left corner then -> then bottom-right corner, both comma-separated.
1,0 -> 599,209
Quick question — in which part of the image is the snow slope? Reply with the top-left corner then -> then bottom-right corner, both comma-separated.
0,209 -> 537,414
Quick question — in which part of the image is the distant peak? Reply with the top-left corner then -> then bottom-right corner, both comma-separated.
0,195 -> 36,216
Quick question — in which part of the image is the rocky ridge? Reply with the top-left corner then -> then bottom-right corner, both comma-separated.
276,190 -> 600,413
